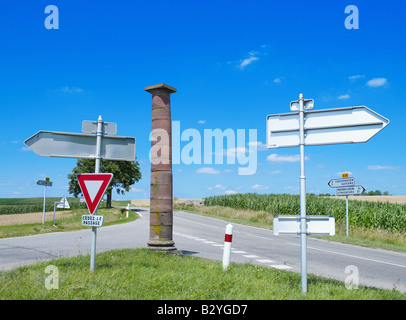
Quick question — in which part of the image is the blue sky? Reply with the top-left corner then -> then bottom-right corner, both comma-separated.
0,0 -> 405,200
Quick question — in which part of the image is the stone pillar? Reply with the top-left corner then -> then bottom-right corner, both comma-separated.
145,83 -> 177,251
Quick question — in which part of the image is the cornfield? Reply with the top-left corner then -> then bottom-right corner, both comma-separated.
203,193 -> 406,232
0,197 -> 86,215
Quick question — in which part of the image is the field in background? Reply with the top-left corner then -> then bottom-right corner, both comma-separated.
203,194 -> 406,233
332,195 -> 406,205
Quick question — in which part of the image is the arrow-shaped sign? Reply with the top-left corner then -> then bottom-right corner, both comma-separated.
24,131 -> 135,161
77,173 -> 113,215
328,177 -> 355,188
336,185 -> 365,196
267,106 -> 390,148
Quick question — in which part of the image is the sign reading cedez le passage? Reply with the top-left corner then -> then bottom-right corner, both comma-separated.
82,215 -> 104,227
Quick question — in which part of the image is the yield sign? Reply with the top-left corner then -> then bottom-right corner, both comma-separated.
77,173 -> 113,214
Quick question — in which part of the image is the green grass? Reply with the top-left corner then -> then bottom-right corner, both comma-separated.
1,248 -> 404,300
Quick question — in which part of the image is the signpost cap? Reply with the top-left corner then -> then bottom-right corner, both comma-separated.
144,83 -> 177,94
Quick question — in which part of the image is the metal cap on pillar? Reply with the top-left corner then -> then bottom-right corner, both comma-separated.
145,83 -> 178,252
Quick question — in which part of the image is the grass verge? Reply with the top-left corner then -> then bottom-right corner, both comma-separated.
1,248 -> 404,300
174,203 -> 406,253
0,207 -> 138,239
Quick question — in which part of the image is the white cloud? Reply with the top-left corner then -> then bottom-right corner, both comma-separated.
225,190 -> 237,195
366,78 -> 388,87
238,51 -> 259,70
273,78 -> 281,83
269,170 -> 282,175
196,167 -> 220,174
59,86 -> 84,94
367,165 -> 401,170
221,147 -> 251,157
349,75 -> 365,81
19,147 -> 31,152
337,171 -> 353,176
267,154 -> 308,162
214,184 -> 226,189
338,94 -> 350,99
251,184 -> 269,190
198,120 -> 206,124
248,141 -> 267,151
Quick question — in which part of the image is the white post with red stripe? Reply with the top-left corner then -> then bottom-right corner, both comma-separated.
222,223 -> 233,270
126,203 -> 130,218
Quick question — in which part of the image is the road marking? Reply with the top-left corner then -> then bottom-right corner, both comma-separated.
174,216 -> 222,230
211,244 -> 223,247
288,242 -> 406,269
203,241 -> 215,244
245,234 -> 273,241
232,250 -> 247,254
256,259 -> 275,263
243,255 -> 261,258
271,265 -> 292,270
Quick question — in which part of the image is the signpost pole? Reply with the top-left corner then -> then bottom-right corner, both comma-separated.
299,94 -> 307,294
90,115 -> 103,272
42,185 -> 47,224
346,195 -> 349,237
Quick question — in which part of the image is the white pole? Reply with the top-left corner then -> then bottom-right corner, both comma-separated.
53,201 -> 57,227
222,223 -> 233,270
126,203 -> 130,218
90,115 -> 103,272
42,185 -> 47,224
346,195 -> 349,237
298,93 -> 307,293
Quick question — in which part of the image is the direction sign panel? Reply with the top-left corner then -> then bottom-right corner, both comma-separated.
328,177 -> 355,188
273,215 -> 335,236
267,106 -> 390,148
336,185 -> 365,196
82,120 -> 117,135
37,179 -> 52,187
82,215 -> 104,227
77,173 -> 113,214
24,131 -> 136,161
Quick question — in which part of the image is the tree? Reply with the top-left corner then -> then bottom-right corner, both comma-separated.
67,159 -> 142,208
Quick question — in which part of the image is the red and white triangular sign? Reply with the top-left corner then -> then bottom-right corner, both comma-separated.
77,173 -> 113,214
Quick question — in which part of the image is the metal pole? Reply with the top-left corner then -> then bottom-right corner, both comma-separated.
90,115 -> 103,272
53,201 -> 57,226
346,195 -> 349,237
42,185 -> 47,224
298,93 -> 307,293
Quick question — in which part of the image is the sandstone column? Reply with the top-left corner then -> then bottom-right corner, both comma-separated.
144,83 -> 177,251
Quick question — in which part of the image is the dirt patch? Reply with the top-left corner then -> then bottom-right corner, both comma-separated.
0,211 -> 71,226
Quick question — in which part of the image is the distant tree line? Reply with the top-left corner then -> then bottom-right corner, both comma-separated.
319,190 -> 390,197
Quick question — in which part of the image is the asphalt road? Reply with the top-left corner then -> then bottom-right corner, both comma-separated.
1,207 -> 406,293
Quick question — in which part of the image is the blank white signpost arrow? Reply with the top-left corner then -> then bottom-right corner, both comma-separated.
25,115 -> 135,271
267,94 -> 389,293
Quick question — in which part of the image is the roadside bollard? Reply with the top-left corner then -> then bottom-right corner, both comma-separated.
222,224 -> 233,270
126,203 -> 130,218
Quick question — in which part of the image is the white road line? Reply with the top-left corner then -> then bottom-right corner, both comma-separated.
243,255 -> 261,259
245,234 -> 273,241
288,242 -> 406,269
256,259 -> 275,263
271,265 -> 292,270
211,244 -> 223,247
174,216 -> 222,230
232,250 -> 247,254
203,241 -> 215,244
